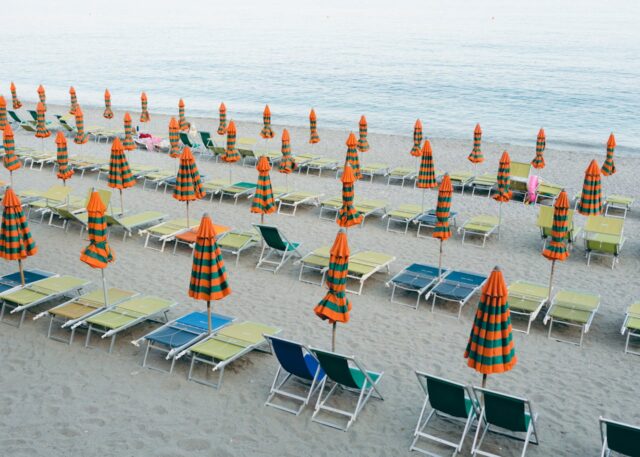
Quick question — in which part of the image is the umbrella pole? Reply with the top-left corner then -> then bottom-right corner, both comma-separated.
548,260 -> 556,301
498,202 -> 503,239
207,300 -> 212,335
119,189 -> 124,215
331,322 -> 336,352
186,201 -> 190,227
100,269 -> 109,312
10,171 -> 13,187
481,373 -> 487,388
421,188 -> 426,212
438,239 -> 443,277
18,259 -> 25,286
261,213 -> 264,225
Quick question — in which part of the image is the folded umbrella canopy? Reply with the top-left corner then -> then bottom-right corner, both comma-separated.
531,128 -> 546,169
37,84 -> 46,111
251,156 -> 276,223
221,120 -> 240,181
173,147 -> 204,226
601,133 -> 616,177
416,140 -> 437,211
260,104 -> 275,139
55,131 -> 74,185
433,174 -> 453,276
467,123 -> 483,164
0,187 -> 38,286
543,190 -> 570,299
3,124 -> 20,185
309,108 -> 320,144
122,112 -> 135,151
169,117 -> 180,158
35,102 -> 50,145
278,128 -> 296,174
10,82 -> 22,110
140,92 -> 150,122
217,102 -> 227,135
69,86 -> 78,115
357,115 -> 369,153
337,163 -> 363,228
103,89 -> 114,119
108,137 -> 136,213
0,96 -> 7,129
74,105 -> 88,146
410,119 -> 423,157
493,150 -> 512,235
344,132 -> 361,181
576,159 -> 603,216
178,98 -> 189,131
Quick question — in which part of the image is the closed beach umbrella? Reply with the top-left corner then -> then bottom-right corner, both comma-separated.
416,140 -> 437,211
173,147 -> 204,226
260,104 -> 275,139
189,213 -> 231,334
251,156 -> 276,223
178,98 -> 189,131
601,133 -> 616,176
217,102 -> 227,135
108,137 -> 136,213
337,163 -> 363,228
69,86 -> 78,115
55,131 -> 74,185
3,124 -> 20,185
80,190 -> 114,309
0,96 -> 7,129
468,123 -> 483,164
103,89 -> 113,119
37,85 -> 46,111
314,228 -> 351,351
140,92 -> 150,122
0,187 -> 37,286
433,174 -> 453,276
531,128 -> 546,169
221,120 -> 240,180
543,190 -> 570,299
122,112 -> 135,151
35,102 -> 50,146
576,159 -> 603,216
344,132 -> 361,180
309,108 -> 320,144
10,82 -> 22,109
357,115 -> 370,153
494,150 -> 512,234
464,266 -> 517,387
74,105 -> 88,146
168,117 -> 181,158
410,119 -> 423,157
278,128 -> 296,176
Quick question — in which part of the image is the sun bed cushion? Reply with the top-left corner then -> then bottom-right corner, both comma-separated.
190,322 -> 280,360
86,296 -> 174,329
147,312 -> 234,348
50,288 -> 137,320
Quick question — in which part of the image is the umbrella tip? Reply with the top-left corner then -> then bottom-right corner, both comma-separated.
203,212 -> 210,218
493,265 -> 501,272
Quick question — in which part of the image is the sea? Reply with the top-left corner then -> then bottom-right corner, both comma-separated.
2,0 -> 639,154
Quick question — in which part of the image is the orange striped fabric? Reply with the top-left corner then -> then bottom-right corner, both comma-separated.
531,128 -> 546,169
576,159 -> 603,216
357,115 -> 369,152
416,140 -> 437,189
0,96 -> 7,129
168,117 -> 181,158
10,82 -> 22,110
140,92 -> 150,122
344,132 -> 362,180
37,85 -> 46,111
337,164 -> 363,228
314,228 -> 351,323
251,156 -> 276,215
467,123 -> 483,163
73,105 -> 88,145
542,190 -> 570,261
309,108 -> 320,144
69,87 -> 78,115
493,150 -> 512,202
107,138 -> 136,190
173,147 -> 204,202
278,128 -> 296,174
433,174 -> 453,241
55,131 -> 74,182
0,187 -> 37,261
189,213 -> 231,301
35,102 -> 50,139
260,104 -> 275,139
3,124 -> 20,172
601,133 -> 616,176
217,102 -> 227,135
103,89 -> 114,119
178,98 -> 190,131
221,120 -> 240,163
410,119 -> 423,157
80,191 -> 114,269
122,112 -> 135,151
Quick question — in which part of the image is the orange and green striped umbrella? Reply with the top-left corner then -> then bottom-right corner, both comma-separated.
189,213 -> 231,334
0,96 -> 7,130
217,102 -> 227,135
108,137 -> 136,213
433,174 -> 453,275
35,102 -> 50,140
337,163 -> 363,228
543,190 -> 570,299
221,120 -> 240,163
344,132 -> 361,180
314,228 -> 351,351
69,86 -> 78,115
178,98 -> 189,131
601,133 -> 616,176
103,89 -> 114,119
260,104 -> 275,139
10,82 -> 22,110
168,117 -> 181,158
0,187 -> 37,285
357,115 -> 369,152
80,191 -> 114,269
410,119 -> 423,157
493,150 -> 512,203
577,159 -> 603,216
309,108 -> 320,144
416,140 -> 437,211
174,147 -> 204,226
464,266 -> 517,386
3,124 -> 20,183
278,128 -> 296,174
73,105 -> 88,145
37,85 -> 46,111
531,128 -> 546,169
122,112 -> 135,151
251,155 -> 276,222
55,131 -> 74,184
468,123 -> 483,164
140,92 -> 150,122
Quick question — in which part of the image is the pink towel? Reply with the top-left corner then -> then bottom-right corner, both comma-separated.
526,175 -> 539,204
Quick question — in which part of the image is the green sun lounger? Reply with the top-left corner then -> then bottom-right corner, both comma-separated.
254,224 -> 304,273
387,166 -> 416,187
199,131 -> 225,159
297,245 -> 332,285
218,181 -> 258,204
0,275 -> 90,327
383,204 -> 424,234
140,218 -> 198,252
347,251 -> 396,295
186,321 -> 282,389
277,191 -> 322,216
600,417 -> 640,457
583,215 -> 625,269
458,215 -> 500,247
469,173 -> 497,197
621,302 -> 640,355
106,211 -> 168,241
217,229 -> 261,265
536,205 -> 581,250
543,289 -> 600,346
604,194 -> 634,218
449,171 -> 474,192
508,281 -> 549,334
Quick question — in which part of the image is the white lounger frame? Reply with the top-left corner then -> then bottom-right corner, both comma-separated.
543,291 -> 601,347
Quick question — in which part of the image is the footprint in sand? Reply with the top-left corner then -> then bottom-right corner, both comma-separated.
176,438 -> 211,451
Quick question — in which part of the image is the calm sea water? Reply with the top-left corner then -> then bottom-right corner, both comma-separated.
3,1 -> 639,154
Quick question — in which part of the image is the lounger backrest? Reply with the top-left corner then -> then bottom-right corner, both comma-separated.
602,419 -> 640,456
84,188 -> 112,208
179,132 -> 192,147
314,350 -> 359,389
28,110 -> 38,121
270,337 -> 315,381
426,375 -> 469,419
585,215 -> 624,236
255,225 -> 288,251
511,162 -> 531,179
483,390 -> 528,432
200,131 -> 212,146
8,111 -> 23,123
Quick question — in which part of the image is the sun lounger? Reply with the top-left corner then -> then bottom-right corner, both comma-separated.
8,110 -> 36,128
448,171 -> 474,192
132,311 -> 235,373
180,132 -> 204,153
387,263 -> 448,309
0,275 -> 90,327
106,211 -> 168,241
583,215 -> 625,269
347,251 -> 395,295
202,178 -> 233,200
415,209 -> 459,238
264,336 -> 326,415
19,150 -> 56,170
277,191 -> 322,216
360,163 -> 390,182
508,280 -> 549,334
387,167 -> 416,187
19,185 -> 72,222
536,205 -> 581,250
535,181 -> 564,205
199,131 -> 225,159
0,269 -> 55,295
218,181 -> 257,204
186,321 -> 281,389
297,245 -> 332,285
247,186 -> 289,201
509,161 -> 532,199
383,204 -> 424,234
172,223 -> 231,254
47,206 -> 90,234
471,387 -> 539,457
139,218 -> 198,252
458,215 -> 500,247
319,197 -> 388,225
217,229 -> 261,265
469,173 -> 497,197
293,153 -> 321,168
79,295 -> 178,353
621,302 -> 640,355
309,348 -> 383,431
411,372 -> 480,456
142,170 -> 176,191
604,194 -> 634,218
298,157 -> 338,176
426,270 -> 487,319
599,417 -> 640,457
254,224 -> 304,273
543,289 -> 600,346
48,189 -> 116,228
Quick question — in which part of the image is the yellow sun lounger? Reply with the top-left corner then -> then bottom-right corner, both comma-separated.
139,218 -> 198,252
621,302 -> 640,355
458,215 -> 500,247
347,251 -> 396,295
469,173 -> 497,197
604,194 -> 634,218
277,191 -> 323,216
297,245 -> 333,285
582,215 -> 625,269
387,167 -> 416,187
319,197 -> 389,224
217,229 -> 261,265
543,289 -> 600,346
106,211 -> 168,241
383,204 -> 425,234
508,281 -> 549,334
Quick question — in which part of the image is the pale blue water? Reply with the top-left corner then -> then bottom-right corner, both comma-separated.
2,0 -> 639,154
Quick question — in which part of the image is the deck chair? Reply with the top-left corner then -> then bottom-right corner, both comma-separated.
80,295 -> 178,353
133,311 -> 235,373
140,218 -> 198,252
543,289 -> 600,346
54,115 -> 75,135
37,288 -> 138,344
622,302 -> 640,355
0,269 -> 55,295
599,417 -> 640,457
297,245 -> 332,285
217,229 -> 261,265
277,191 -> 322,216
0,275 -> 90,327
318,196 -> 344,221
179,132 -> 203,152
416,209 -> 459,238
510,162 -> 532,199
248,186 -> 289,201
21,185 -> 72,222
508,281 -> 549,334
387,167 -> 416,187
347,251 -> 395,295
218,181 -> 257,204
449,171 -> 474,192
411,372 -> 480,456
293,153 -> 321,168
8,110 -> 35,128
264,336 -> 326,415
471,387 -> 539,457
383,204 -> 425,234
199,131 -> 225,159
604,195 -> 634,218
300,157 -> 338,176
202,178 -> 232,200
361,163 -> 390,182
47,206 -> 89,233
254,224 -> 304,273
310,348 -> 383,431
68,155 -> 107,178
469,173 -> 497,197
536,205 -> 581,250
458,215 -> 500,247
387,264 -> 448,309
130,164 -> 160,178
142,170 -> 176,191
106,211 -> 168,241
583,215 -> 625,269
535,181 -> 564,204
186,321 -> 281,389
426,270 -> 488,319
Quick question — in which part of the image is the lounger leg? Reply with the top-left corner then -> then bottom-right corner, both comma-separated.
85,325 -> 93,347
142,341 -> 152,368
109,334 -> 117,353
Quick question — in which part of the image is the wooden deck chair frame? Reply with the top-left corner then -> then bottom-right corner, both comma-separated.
277,192 -> 323,216
543,290 -> 600,347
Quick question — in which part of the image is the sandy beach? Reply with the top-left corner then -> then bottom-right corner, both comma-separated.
1,101 -> 639,456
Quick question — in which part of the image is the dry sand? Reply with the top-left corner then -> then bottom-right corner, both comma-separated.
1,102 -> 639,456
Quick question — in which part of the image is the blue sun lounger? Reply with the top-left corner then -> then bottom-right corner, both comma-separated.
426,270 -> 488,319
386,263 -> 448,309
0,269 -> 55,294
133,311 -> 235,373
